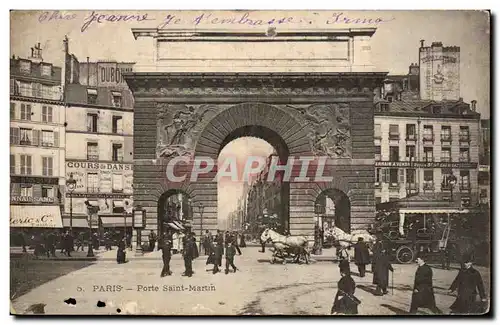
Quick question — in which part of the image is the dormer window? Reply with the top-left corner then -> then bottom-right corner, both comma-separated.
386,96 -> 393,103
433,105 -> 442,114
87,88 -> 97,105
111,91 -> 122,108
19,60 -> 31,74
41,64 -> 51,77
380,103 -> 389,112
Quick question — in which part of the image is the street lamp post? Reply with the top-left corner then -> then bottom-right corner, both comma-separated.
197,202 -> 205,252
66,173 -> 77,233
314,203 -> 323,255
84,200 -> 98,258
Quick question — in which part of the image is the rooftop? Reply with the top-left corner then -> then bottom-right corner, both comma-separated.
375,99 -> 480,119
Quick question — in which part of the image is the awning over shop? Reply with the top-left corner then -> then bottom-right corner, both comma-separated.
10,205 -> 63,228
167,221 -> 185,230
63,218 -> 89,228
100,216 -> 133,228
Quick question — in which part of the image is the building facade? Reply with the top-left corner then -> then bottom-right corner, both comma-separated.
374,99 -> 481,206
10,44 -> 65,231
478,119 -> 490,207
63,39 -> 135,231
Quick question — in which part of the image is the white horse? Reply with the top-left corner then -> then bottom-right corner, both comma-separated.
329,227 -> 376,261
260,228 -> 310,264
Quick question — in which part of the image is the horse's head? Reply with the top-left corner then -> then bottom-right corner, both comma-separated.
260,228 -> 270,243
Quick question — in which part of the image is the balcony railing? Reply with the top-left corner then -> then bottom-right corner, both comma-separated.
406,134 -> 416,141
389,133 -> 400,140
87,154 -> 99,161
441,135 -> 452,142
87,187 -> 100,193
459,156 -> 470,162
423,135 -> 434,142
405,183 -> 418,190
440,156 -> 452,162
459,183 -> 471,192
459,134 -> 470,142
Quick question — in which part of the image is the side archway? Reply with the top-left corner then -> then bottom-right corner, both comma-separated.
157,189 -> 192,237
315,188 -> 351,233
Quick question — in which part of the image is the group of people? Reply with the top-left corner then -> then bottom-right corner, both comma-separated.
158,229 -> 245,277
331,237 -> 487,315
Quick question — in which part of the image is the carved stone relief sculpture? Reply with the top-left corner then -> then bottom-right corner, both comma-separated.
156,104 -> 217,158
288,103 -> 351,158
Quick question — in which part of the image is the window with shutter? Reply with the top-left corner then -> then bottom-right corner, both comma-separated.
41,106 -> 53,122
398,169 -> 405,184
389,124 -> 399,140
382,169 -> 390,183
41,131 -> 54,147
42,157 -> 53,176
20,155 -> 32,175
112,174 -> 123,192
10,79 -> 14,95
20,104 -> 32,121
20,128 -> 33,145
54,131 -> 59,147
32,129 -> 40,146
10,155 -> 15,174
10,102 -> 15,120
10,127 -> 20,145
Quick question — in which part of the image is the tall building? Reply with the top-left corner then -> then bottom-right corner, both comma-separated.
62,37 -> 135,232
419,41 -> 460,101
478,119 -> 490,206
10,44 -> 65,231
374,99 -> 481,207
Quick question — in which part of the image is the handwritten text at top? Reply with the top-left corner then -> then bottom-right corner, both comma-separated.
35,11 -> 394,33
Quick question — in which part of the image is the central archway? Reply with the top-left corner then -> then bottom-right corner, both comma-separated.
190,102 -> 311,237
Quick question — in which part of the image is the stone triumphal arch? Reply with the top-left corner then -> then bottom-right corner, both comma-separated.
124,28 -> 386,244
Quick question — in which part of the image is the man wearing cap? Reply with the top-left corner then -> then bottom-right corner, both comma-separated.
331,259 -> 359,315
409,255 -> 442,314
353,237 -> 370,277
449,257 -> 487,314
373,248 -> 394,296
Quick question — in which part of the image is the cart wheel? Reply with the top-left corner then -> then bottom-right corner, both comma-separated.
396,245 -> 414,264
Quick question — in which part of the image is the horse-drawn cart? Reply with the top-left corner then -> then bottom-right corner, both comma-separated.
261,228 -> 310,265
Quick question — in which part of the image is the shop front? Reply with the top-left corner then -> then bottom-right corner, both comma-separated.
10,204 -> 63,247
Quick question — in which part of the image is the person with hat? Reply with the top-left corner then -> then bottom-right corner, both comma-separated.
182,233 -> 196,277
449,257 -> 487,314
160,233 -> 173,277
373,248 -> 394,296
353,237 -> 370,277
409,255 -> 442,314
331,259 -> 359,315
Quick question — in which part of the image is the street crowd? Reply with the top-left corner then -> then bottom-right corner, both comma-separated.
331,237 -> 488,315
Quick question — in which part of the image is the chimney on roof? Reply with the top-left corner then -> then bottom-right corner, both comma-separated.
471,100 -> 477,112
420,40 -> 425,48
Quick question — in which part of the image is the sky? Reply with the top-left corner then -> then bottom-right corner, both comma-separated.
9,10 -> 491,221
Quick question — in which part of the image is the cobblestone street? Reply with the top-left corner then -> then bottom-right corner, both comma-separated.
11,247 -> 490,315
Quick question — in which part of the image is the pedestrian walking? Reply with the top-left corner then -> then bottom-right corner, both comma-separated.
373,249 -> 394,295
225,241 -> 238,274
232,231 -> 242,255
45,231 -> 56,258
182,233 -> 196,277
440,246 -> 452,270
239,231 -> 246,248
190,232 -> 199,259
75,232 -> 85,252
203,230 -> 211,255
216,230 -> 224,256
63,231 -> 72,257
371,238 -> 383,280
409,255 -> 442,314
449,257 -> 487,314
149,230 -> 157,252
160,236 -> 173,277
213,237 -> 224,274
353,237 -> 370,277
117,237 -> 127,264
20,231 -> 27,253
331,260 -> 360,315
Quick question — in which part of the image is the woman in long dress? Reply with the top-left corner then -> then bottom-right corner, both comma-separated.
331,260 -> 360,315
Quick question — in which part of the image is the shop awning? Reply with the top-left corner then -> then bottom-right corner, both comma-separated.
167,221 -> 185,230
63,218 -> 89,228
100,216 -> 133,227
10,205 -> 63,228
400,208 -> 471,214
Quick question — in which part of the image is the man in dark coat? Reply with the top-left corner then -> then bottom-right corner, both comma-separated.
182,233 -> 196,277
224,242 -> 238,274
215,230 -> 224,256
213,233 -> 224,273
202,230 -> 211,255
353,237 -> 370,277
371,239 -> 383,285
373,249 -> 394,295
449,258 -> 487,314
239,231 -> 246,248
45,231 -> 56,258
409,255 -> 442,314
160,236 -> 173,277
149,230 -> 157,252
63,231 -> 73,257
